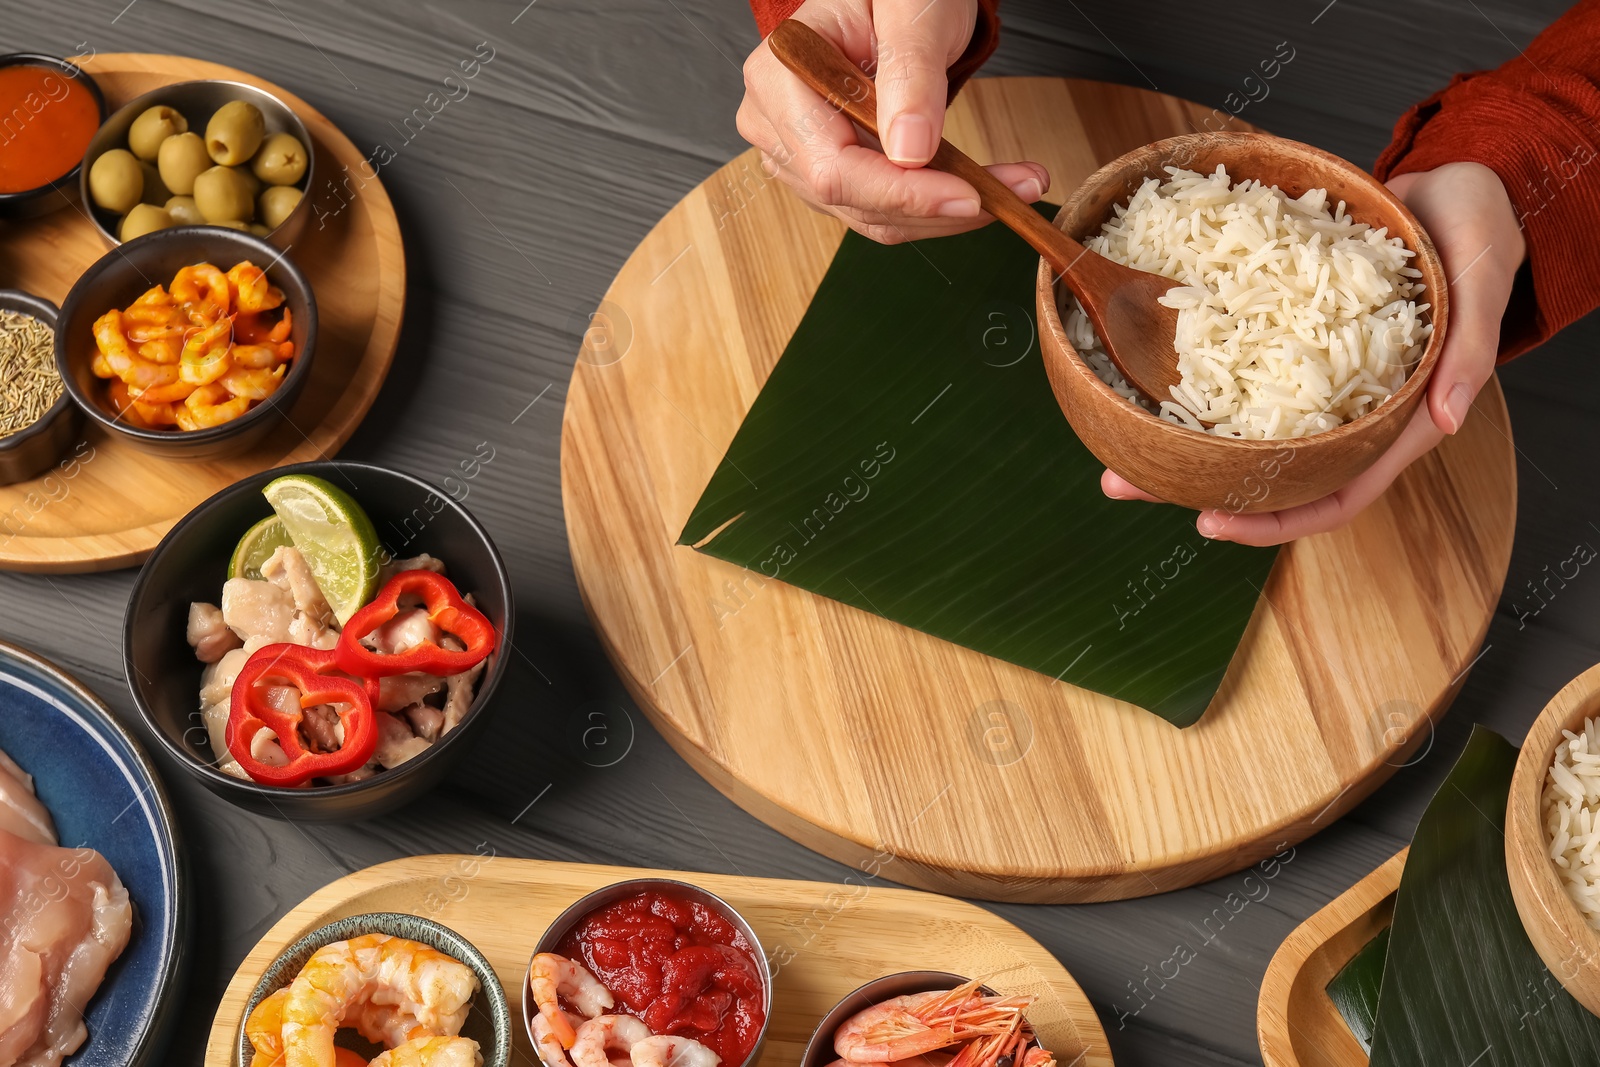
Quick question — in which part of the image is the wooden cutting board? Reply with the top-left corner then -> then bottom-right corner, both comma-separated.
204,855 -> 1112,1067
0,54 -> 404,572
561,76 -> 1517,903
1257,850 -> 1403,1067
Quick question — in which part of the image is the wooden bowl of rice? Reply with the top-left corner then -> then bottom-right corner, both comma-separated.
1036,131 -> 1449,515
1507,663 -> 1600,1019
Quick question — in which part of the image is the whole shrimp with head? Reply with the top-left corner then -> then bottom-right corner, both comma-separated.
829,980 -> 1055,1067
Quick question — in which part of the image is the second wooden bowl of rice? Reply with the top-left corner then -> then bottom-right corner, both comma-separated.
1036,131 -> 1448,515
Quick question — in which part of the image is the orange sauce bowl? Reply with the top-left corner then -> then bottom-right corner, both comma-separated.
0,53 -> 106,219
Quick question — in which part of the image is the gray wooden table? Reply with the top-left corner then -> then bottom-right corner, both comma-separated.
1,2 -> 1591,1064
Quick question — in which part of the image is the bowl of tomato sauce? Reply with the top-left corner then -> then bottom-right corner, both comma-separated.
0,53 -> 106,219
525,879 -> 772,1067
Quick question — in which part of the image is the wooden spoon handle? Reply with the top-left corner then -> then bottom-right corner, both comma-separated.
766,18 -> 1088,279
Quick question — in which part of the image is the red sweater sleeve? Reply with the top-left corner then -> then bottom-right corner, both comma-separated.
1374,0 -> 1600,360
748,0 -> 1001,99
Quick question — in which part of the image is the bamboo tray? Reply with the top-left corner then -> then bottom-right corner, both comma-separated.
1257,849 -> 1404,1067
0,54 -> 404,572
560,76 -> 1518,903
204,855 -> 1112,1067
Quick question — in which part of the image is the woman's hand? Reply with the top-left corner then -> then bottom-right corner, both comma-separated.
736,0 -> 1050,244
1102,161 -> 1526,546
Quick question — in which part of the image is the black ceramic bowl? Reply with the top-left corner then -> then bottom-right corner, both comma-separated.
236,913 -> 511,1067
124,461 -> 514,821
0,289 -> 82,485
0,53 -> 106,219
525,878 -> 774,1067
801,972 -> 1000,1067
55,226 -> 316,459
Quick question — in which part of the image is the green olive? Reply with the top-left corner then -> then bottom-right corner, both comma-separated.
139,161 -> 170,205
127,105 -> 188,161
212,220 -> 250,231
235,165 -> 262,199
192,165 -> 255,223
251,132 -> 307,186
205,100 -> 265,166
257,185 -> 302,229
248,223 -> 272,237
119,203 -> 173,242
164,195 -> 205,226
157,133 -> 211,196
88,149 -> 143,214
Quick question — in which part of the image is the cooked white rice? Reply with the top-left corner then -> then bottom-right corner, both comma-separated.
1544,716 -> 1600,930
1064,164 -> 1430,440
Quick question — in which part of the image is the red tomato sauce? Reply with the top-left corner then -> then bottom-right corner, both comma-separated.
0,64 -> 100,193
557,891 -> 766,1066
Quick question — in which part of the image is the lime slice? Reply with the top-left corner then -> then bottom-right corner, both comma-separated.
261,474 -> 382,624
228,515 -> 294,581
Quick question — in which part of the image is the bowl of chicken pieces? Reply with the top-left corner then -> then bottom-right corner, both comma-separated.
122,460 -> 513,821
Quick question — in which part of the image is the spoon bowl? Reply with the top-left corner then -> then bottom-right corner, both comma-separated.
1037,132 -> 1448,513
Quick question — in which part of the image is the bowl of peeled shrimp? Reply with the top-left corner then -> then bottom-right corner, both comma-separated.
803,972 -> 1058,1067
237,911 -> 512,1067
523,878 -> 773,1067
123,460 -> 513,821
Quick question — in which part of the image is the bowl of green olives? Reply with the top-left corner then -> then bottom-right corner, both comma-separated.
80,79 -> 313,249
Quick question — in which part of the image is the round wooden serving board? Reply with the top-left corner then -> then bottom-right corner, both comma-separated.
204,856 -> 1112,1067
0,53 -> 404,572
561,77 -> 1517,903
1258,849 -> 1403,1067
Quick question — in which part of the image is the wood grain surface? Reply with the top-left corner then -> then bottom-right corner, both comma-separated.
203,855 -> 1114,1067
0,53 -> 404,572
1257,850 -> 1402,1067
1,3 -> 1588,1065
561,76 -> 1517,903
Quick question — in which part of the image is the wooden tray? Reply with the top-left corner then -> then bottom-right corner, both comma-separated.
1257,849 -> 1403,1067
203,855 -> 1112,1067
560,76 -> 1517,903
0,54 -> 404,572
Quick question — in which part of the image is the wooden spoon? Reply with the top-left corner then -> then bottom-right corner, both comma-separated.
767,18 -> 1184,408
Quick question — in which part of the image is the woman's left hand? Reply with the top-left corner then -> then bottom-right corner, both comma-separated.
1100,161 -> 1526,546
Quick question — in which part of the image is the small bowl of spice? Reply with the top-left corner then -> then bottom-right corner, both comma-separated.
0,289 -> 81,485
0,53 -> 107,219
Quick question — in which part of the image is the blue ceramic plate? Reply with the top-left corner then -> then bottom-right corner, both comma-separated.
0,640 -> 188,1066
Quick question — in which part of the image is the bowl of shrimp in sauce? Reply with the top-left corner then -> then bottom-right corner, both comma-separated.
237,911 -> 512,1067
801,971 -> 1062,1067
524,878 -> 773,1067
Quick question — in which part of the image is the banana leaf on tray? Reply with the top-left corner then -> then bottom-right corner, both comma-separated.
678,213 -> 1277,727
1323,727 -> 1600,1065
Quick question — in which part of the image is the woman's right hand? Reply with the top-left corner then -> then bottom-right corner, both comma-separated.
736,0 -> 1050,245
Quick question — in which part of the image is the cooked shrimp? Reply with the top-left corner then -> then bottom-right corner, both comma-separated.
529,953 -> 614,1049
232,342 -> 292,369
367,1036 -> 481,1067
834,981 -> 1030,1063
630,1035 -> 720,1067
179,317 -> 235,386
221,364 -> 287,400
279,933 -> 478,1067
95,310 -> 178,391
138,336 -> 182,364
571,1015 -> 651,1067
177,383 -> 251,430
245,988 -> 290,1067
230,260 -> 286,312
531,1010 -> 577,1067
172,263 -> 231,319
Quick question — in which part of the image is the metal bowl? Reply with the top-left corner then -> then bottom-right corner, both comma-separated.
0,289 -> 82,485
524,878 -> 774,1067
0,53 -> 107,219
79,78 -> 313,249
55,225 -> 316,458
800,972 -> 997,1067
235,912 -> 511,1067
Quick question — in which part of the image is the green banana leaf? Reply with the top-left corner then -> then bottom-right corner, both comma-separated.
1327,927 -> 1389,1054
678,214 -> 1277,727
1362,726 -> 1600,1066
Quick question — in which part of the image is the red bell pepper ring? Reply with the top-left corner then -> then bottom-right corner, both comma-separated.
334,570 -> 495,679
225,644 -> 379,787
